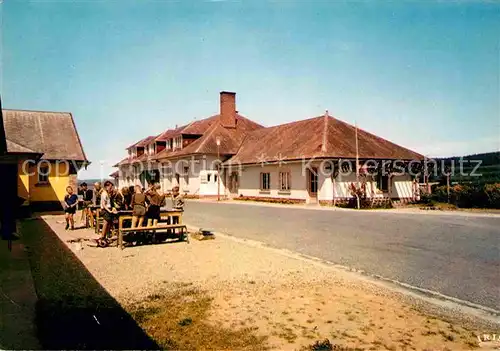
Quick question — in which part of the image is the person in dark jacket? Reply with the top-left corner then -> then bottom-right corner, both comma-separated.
64,186 -> 78,230
78,182 -> 93,227
121,187 -> 132,210
131,185 -> 146,228
145,183 -> 165,227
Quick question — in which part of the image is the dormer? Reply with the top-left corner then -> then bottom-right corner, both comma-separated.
147,142 -> 156,156
173,136 -> 182,150
136,146 -> 145,157
156,141 -> 166,153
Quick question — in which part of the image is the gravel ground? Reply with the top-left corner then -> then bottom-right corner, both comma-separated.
41,214 -> 497,350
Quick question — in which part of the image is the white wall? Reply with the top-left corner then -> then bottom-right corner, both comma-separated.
199,170 -> 224,196
236,162 -> 417,201
237,163 -> 309,200
158,155 -> 227,196
391,174 -> 414,199
118,157 -> 417,200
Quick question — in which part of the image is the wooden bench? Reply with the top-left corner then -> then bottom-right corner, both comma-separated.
118,224 -> 188,249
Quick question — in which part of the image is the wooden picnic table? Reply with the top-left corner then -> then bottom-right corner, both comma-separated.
116,209 -> 184,249
92,207 -> 184,248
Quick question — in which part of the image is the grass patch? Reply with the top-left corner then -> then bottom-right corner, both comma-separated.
127,287 -> 268,350
300,338 -> 364,351
439,330 -> 455,342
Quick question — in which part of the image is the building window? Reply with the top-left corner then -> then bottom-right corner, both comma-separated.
260,172 -> 271,190
378,174 -> 389,192
38,166 -> 49,183
148,144 -> 155,155
207,174 -> 211,182
173,136 -> 182,149
279,172 -> 291,191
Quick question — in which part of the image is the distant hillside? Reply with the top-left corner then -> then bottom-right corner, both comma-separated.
436,151 -> 499,166
432,151 -> 500,184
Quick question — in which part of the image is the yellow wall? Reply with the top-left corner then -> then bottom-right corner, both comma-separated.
18,160 -> 76,203
17,162 -> 30,205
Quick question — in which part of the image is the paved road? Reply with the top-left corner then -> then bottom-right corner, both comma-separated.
184,202 -> 500,310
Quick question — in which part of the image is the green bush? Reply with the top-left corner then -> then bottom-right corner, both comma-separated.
485,183 -> 500,208
426,183 -> 500,209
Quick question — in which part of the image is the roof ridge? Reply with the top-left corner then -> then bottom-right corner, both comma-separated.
321,111 -> 329,153
333,117 -> 423,158
265,115 -> 324,129
2,108 -> 72,115
0,98 -> 7,154
193,122 -> 220,153
69,112 -> 89,162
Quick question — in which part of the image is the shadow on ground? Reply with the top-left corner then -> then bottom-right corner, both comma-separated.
21,219 -> 160,350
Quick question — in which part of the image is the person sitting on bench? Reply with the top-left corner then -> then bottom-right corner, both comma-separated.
131,185 -> 146,228
145,183 -> 165,227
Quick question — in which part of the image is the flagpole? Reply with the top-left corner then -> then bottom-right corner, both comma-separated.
355,121 -> 360,209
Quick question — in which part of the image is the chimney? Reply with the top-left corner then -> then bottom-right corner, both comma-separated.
220,91 -> 236,128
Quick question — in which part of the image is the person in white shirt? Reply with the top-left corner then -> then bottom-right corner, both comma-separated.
97,181 -> 117,247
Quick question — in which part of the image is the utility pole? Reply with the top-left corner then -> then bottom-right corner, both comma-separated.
216,137 -> 221,201
446,170 -> 450,204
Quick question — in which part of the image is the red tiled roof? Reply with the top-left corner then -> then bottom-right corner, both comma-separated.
109,170 -> 119,178
135,135 -> 157,147
113,157 -> 131,167
2,109 -> 88,161
127,135 -> 154,149
154,115 -> 221,142
152,114 -> 263,160
225,114 -> 423,165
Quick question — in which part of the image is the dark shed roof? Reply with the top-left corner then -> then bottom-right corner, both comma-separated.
2,109 -> 88,161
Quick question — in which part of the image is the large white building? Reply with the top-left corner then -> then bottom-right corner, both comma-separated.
113,91 -> 263,198
114,91 -> 423,205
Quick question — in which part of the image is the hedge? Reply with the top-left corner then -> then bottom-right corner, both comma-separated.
423,183 -> 500,209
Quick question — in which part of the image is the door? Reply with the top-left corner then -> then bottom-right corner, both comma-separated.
229,172 -> 239,196
0,162 -> 18,238
307,167 -> 318,201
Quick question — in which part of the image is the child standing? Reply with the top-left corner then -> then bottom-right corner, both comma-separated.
64,186 -> 78,230
171,186 -> 184,225
145,183 -> 165,227
131,185 -> 146,228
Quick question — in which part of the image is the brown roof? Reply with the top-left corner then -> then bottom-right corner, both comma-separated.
2,109 -> 88,161
0,101 -> 7,155
154,115 -> 220,142
135,135 -> 157,147
6,139 -> 40,155
226,114 -> 423,165
113,157 -> 131,167
127,135 -> 155,149
153,114 -> 263,160
109,170 -> 119,178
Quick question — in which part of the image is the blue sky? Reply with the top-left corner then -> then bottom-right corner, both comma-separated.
1,0 -> 499,179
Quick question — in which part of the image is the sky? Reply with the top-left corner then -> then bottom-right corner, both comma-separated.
1,0 -> 499,179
